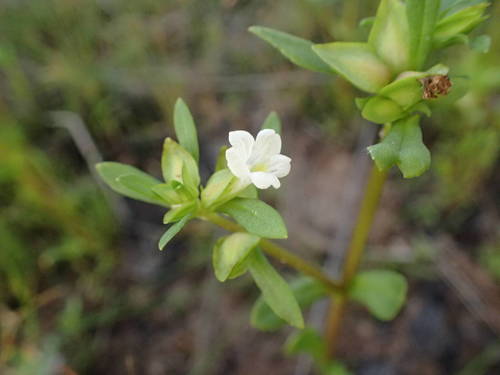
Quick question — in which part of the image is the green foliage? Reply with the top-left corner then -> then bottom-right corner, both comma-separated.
368,0 -> 410,72
349,269 -> 408,321
201,169 -> 238,209
285,329 -> 353,375
249,26 -> 333,74
368,115 -> 431,178
173,98 -> 200,163
96,162 -> 165,206
219,198 -> 288,239
407,0 -> 441,70
212,232 -> 260,282
285,328 -> 326,363
248,249 -> 304,329
434,3 -> 490,47
158,214 -> 192,250
161,138 -> 200,198
163,201 -> 197,224
251,277 -> 328,331
312,42 -> 391,93
261,111 -> 282,134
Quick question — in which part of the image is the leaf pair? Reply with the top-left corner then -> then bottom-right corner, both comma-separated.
212,233 -> 303,328
252,269 -> 408,331
368,115 -> 431,178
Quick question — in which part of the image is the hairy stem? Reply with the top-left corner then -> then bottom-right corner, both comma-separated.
202,212 -> 344,294
325,165 -> 389,356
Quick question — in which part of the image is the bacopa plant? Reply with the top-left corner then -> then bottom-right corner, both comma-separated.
96,0 -> 490,373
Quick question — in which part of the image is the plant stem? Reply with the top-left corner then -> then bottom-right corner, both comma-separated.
202,212 -> 344,294
326,165 -> 388,356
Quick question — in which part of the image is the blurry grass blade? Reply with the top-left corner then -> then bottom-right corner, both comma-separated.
96,162 -> 165,205
158,214 -> 192,250
312,42 -> 391,93
219,198 -> 288,239
349,269 -> 407,321
248,249 -> 304,329
261,111 -> 282,134
212,232 -> 260,282
251,277 -> 328,331
249,26 -> 334,74
368,0 -> 410,72
407,0 -> 441,70
471,34 -> 491,53
174,98 -> 199,162
367,115 -> 431,178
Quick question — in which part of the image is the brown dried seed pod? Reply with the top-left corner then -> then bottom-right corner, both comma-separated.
419,75 -> 452,99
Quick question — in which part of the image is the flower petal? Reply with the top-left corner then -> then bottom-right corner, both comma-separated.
250,129 -> 281,164
268,154 -> 291,178
226,147 -> 250,179
228,130 -> 254,160
250,172 -> 280,189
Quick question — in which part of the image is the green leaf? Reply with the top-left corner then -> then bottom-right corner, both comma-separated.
368,0 -> 410,72
201,169 -> 247,209
174,98 -> 199,162
238,185 -> 258,199
215,145 -> 228,172
359,16 -> 375,29
407,0 -> 441,70
96,162 -> 165,206
249,26 -> 334,74
212,232 -> 260,282
247,249 -> 304,329
312,42 -> 391,93
367,115 -> 431,178
285,328 -> 326,363
349,269 -> 408,321
261,111 -> 282,134
219,198 -> 288,239
322,362 -> 353,375
117,174 -> 168,207
251,277 -> 328,331
434,3 -> 489,47
285,330 -> 353,375
361,96 -> 405,124
158,214 -> 192,250
152,181 -> 192,206
163,201 -> 197,224
161,138 -> 200,197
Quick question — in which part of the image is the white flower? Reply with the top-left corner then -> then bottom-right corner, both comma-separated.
225,129 -> 291,189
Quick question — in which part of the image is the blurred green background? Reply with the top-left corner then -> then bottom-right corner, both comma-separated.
0,1 -> 499,374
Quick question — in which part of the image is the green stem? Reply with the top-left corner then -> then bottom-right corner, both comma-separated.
326,164 -> 388,356
202,212 -> 344,294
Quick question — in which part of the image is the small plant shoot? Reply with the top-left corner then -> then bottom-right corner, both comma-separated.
95,0 -> 492,372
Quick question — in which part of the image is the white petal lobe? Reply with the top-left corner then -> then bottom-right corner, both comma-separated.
250,172 -> 279,189
268,155 -> 291,178
226,147 -> 249,178
228,131 -> 254,159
